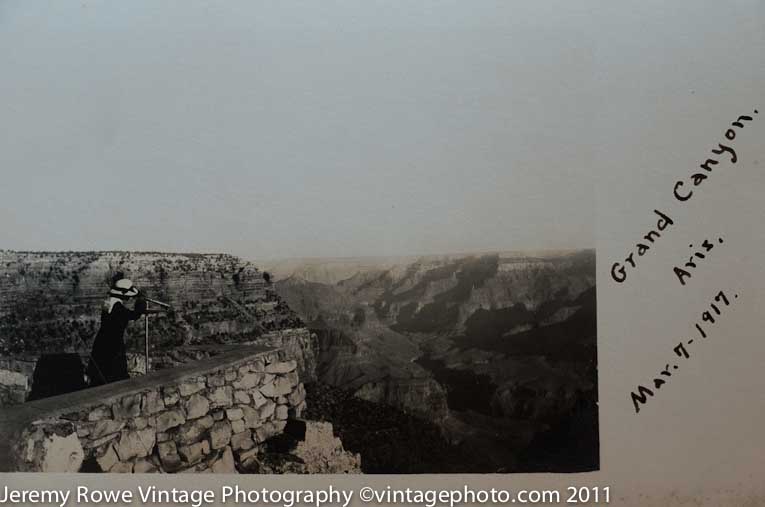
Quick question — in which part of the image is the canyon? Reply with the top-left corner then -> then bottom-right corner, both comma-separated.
265,249 -> 599,472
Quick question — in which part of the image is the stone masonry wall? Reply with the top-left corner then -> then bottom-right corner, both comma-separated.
0,346 -> 307,473
146,328 -> 318,383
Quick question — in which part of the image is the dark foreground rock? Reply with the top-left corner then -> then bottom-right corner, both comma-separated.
303,383 -> 490,473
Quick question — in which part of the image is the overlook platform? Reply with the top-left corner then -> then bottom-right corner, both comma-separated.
0,345 -> 307,473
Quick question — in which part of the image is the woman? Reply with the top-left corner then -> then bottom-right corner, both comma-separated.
87,278 -> 146,386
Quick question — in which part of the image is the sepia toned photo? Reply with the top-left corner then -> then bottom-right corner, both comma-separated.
0,2 -> 597,475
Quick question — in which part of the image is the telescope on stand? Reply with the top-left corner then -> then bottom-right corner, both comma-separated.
142,295 -> 172,374
145,297 -> 171,308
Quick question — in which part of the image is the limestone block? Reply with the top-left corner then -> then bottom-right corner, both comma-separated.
237,364 -> 251,376
87,405 -> 112,422
253,421 -> 285,443
96,445 -> 119,472
234,390 -> 250,404
162,387 -> 180,406
112,393 -> 142,419
249,359 -> 265,372
91,419 -> 125,439
207,386 -> 233,408
275,405 -> 289,420
184,393 -> 210,420
178,440 -> 210,465
110,461 -> 134,473
210,420 -> 232,450
250,389 -> 268,408
142,390 -> 165,415
230,431 -> 253,451
259,376 -> 292,397
131,417 -> 148,430
158,440 -> 176,456
176,415 -> 213,444
232,372 -> 261,390
212,410 -> 225,421
178,380 -> 206,397
264,360 -> 297,374
258,400 -> 276,420
286,371 -> 299,388
226,408 -> 244,421
155,409 -> 185,432
241,406 -> 261,429
231,420 -> 245,434
276,396 -> 288,404
156,432 -> 171,442
133,458 -> 158,473
211,446 -> 237,474
158,441 -> 182,471
116,428 -> 155,461
224,370 -> 237,382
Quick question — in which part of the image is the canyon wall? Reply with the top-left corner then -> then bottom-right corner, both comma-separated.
272,250 -> 599,472
275,250 -> 596,417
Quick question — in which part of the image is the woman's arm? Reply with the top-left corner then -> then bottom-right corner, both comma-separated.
116,297 -> 146,321
115,297 -> 166,321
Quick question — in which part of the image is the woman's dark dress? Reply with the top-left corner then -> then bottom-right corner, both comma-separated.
87,299 -> 145,386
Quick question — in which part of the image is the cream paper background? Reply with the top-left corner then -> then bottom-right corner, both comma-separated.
3,2 -> 765,506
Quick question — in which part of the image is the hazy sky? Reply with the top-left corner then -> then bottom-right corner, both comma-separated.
1,1 -> 762,260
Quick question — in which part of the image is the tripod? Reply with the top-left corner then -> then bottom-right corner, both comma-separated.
143,297 -> 171,373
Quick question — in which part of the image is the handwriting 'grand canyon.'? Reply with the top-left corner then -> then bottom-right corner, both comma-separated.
0,249 -> 597,473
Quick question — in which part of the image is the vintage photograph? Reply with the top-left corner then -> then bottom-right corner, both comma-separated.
0,2 -> 597,474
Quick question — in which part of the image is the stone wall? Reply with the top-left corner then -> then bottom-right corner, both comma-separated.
147,328 -> 318,383
0,345 -> 308,473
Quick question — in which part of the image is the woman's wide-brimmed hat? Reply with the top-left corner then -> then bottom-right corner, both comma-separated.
109,278 -> 139,298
